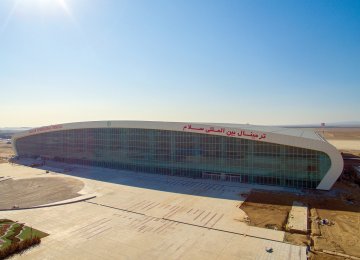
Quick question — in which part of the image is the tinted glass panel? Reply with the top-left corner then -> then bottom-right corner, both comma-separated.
15,128 -> 332,189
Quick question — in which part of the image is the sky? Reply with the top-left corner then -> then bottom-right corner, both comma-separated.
0,0 -> 359,127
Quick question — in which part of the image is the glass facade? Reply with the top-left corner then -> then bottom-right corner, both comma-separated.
15,128 -> 331,189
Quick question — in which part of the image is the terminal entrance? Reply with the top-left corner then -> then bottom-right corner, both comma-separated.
202,172 -> 244,183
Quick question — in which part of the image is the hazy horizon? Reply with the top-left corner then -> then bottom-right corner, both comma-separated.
1,0 -> 359,127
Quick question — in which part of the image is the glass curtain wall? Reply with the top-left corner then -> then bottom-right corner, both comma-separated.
16,128 -> 331,189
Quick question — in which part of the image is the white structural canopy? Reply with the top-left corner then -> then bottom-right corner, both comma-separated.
12,121 -> 343,190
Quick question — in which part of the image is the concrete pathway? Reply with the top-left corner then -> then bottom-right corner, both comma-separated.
0,163 -> 306,260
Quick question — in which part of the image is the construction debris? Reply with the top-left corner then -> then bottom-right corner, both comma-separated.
317,218 -> 335,226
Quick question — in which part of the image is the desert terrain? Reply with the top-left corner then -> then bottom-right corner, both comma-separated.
0,141 -> 14,164
319,127 -> 360,156
240,183 -> 360,260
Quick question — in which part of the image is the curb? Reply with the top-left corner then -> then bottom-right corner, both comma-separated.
0,195 -> 96,211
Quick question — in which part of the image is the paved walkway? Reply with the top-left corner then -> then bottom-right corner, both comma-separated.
0,163 -> 306,260
287,201 -> 308,234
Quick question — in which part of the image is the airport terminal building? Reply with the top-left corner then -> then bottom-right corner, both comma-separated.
12,121 -> 343,190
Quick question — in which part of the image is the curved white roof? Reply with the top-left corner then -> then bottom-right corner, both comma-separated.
12,120 -> 343,190
204,123 -> 325,141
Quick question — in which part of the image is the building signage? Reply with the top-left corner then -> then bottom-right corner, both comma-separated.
182,124 -> 267,140
29,124 -> 63,134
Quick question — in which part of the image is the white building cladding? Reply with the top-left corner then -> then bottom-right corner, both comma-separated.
12,121 -> 343,190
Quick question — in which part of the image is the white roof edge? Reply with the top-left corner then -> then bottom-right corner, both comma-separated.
12,120 -> 325,141
12,120 -> 343,190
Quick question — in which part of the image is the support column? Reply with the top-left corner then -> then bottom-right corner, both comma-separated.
248,140 -> 254,183
149,131 -> 155,162
280,145 -> 286,186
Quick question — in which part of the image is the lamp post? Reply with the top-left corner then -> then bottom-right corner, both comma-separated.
321,122 -> 325,136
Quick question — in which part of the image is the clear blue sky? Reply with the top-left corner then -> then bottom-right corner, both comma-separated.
0,0 -> 359,127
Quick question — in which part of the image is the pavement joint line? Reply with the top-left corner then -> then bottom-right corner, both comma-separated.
142,201 -> 158,210
138,201 -> 153,210
145,202 -> 161,211
193,210 -> 206,221
85,226 -> 112,240
203,212 -> 218,226
160,221 -> 177,234
164,207 -> 184,219
132,216 -> 154,229
78,220 -> 112,234
127,200 -> 147,211
200,211 -> 212,222
210,213 -> 224,227
72,218 -> 110,232
0,195 -> 97,211
144,226 -> 154,232
125,200 -> 145,210
85,201 -> 145,216
161,217 -> 287,244
155,221 -> 174,234
84,200 -> 289,244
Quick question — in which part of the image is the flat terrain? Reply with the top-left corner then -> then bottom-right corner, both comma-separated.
0,127 -> 358,259
0,141 -> 13,163
319,127 -> 360,156
240,191 -> 293,231
310,183 -> 360,259
320,127 -> 360,140
0,177 -> 84,210
0,162 -> 306,260
240,184 -> 360,259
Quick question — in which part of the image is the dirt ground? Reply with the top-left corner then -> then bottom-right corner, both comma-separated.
239,191 -> 295,231
240,181 -> 360,259
0,177 -> 84,210
319,127 -> 360,140
0,142 -> 14,163
310,183 -> 360,258
319,127 -> 360,156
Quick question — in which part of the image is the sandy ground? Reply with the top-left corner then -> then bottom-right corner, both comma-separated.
240,191 -> 293,231
0,177 -> 84,209
320,127 -> 360,140
0,142 -> 14,163
310,182 -> 360,259
319,127 -> 360,156
240,182 -> 360,259
327,140 -> 360,155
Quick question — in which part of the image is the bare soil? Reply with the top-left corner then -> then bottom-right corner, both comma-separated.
0,143 -> 14,164
240,182 -> 360,259
309,252 -> 345,260
319,127 -> 360,156
0,177 -> 84,209
284,233 -> 308,246
320,127 -> 360,140
240,190 -> 296,231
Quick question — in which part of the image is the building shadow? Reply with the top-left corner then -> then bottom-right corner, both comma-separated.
13,158 -> 294,202
242,186 -> 360,213
13,158 -> 359,212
